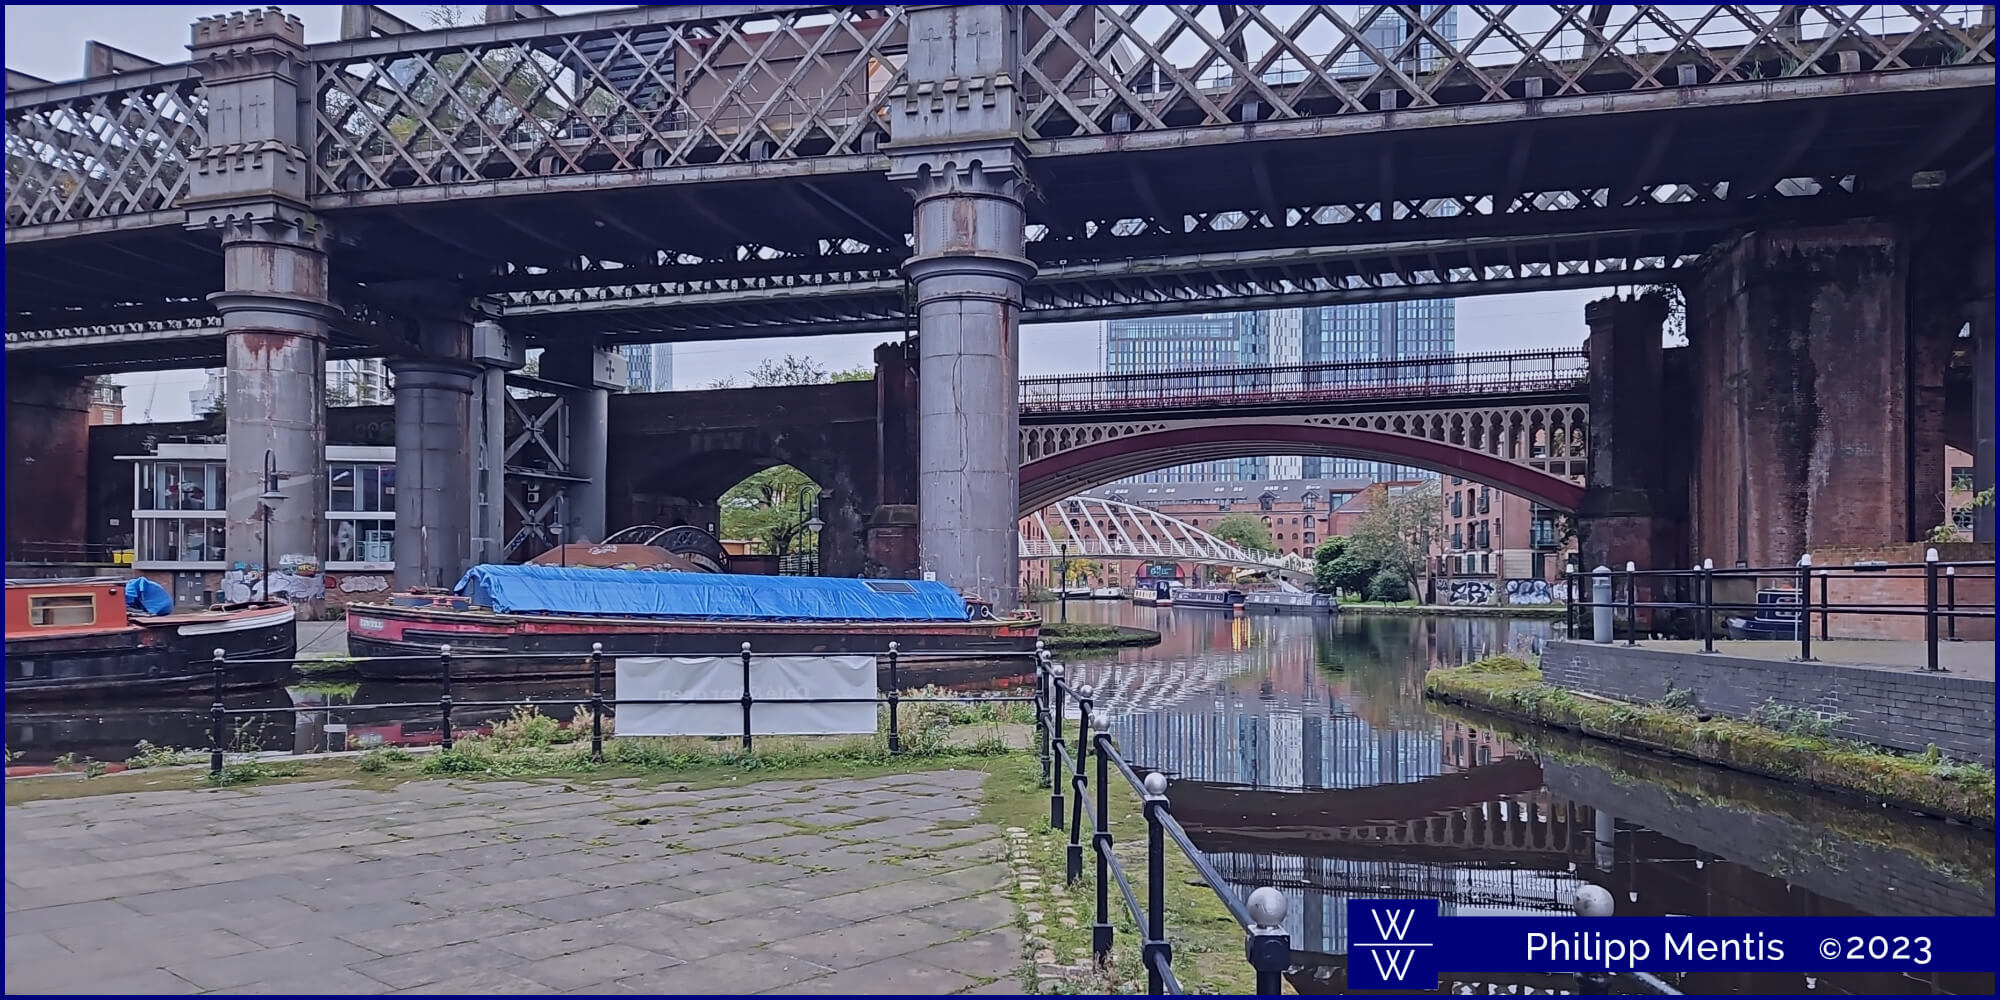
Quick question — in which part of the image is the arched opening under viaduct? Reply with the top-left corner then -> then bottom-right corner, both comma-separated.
1018,423 -> 1586,516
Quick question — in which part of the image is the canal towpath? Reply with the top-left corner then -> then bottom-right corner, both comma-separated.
4,770 -> 1024,994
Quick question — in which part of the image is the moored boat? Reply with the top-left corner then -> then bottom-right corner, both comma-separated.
1132,583 -> 1175,607
1724,588 -> 1804,641
1243,591 -> 1336,615
1091,586 -> 1126,601
5,577 -> 296,700
346,565 -> 1041,681
1174,587 -> 1245,613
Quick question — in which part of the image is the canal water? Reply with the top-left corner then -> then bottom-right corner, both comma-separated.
8,601 -> 1991,994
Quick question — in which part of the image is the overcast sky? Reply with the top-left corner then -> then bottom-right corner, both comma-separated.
8,4 -> 1607,422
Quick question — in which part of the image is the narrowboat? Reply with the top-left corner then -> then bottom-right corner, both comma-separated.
1724,588 -> 1804,641
345,564 -> 1041,681
1174,587 -> 1245,612
5,577 -> 296,700
1091,586 -> 1126,601
1132,583 -> 1175,607
1243,591 -> 1337,616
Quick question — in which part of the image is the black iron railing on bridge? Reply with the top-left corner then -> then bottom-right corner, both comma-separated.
8,540 -> 131,565
1563,552 -> 1997,668
1019,348 -> 1585,417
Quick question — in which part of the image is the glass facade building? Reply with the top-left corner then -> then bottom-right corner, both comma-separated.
1300,299 -> 1457,481
619,344 -> 675,393
1103,312 -> 1287,482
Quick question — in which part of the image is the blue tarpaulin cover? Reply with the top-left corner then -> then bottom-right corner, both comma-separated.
125,577 -> 175,616
453,564 -> 972,622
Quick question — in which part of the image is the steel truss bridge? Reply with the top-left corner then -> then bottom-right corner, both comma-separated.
5,5 -> 1993,372
1021,495 -> 1315,579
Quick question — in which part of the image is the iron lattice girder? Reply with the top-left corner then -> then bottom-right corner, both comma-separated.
1023,495 -> 1313,577
5,236 -> 1694,359
2,4 -> 1990,231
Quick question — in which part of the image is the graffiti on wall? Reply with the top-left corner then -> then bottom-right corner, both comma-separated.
1447,579 -> 1494,605
222,555 -> 326,605
336,574 -> 390,594
1505,578 -> 1555,605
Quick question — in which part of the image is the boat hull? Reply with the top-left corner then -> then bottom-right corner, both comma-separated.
346,604 -> 1040,681
5,606 -> 296,700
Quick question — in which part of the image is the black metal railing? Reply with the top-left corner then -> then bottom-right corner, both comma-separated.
8,540 -> 130,565
203,640 -> 1037,776
1563,552 -> 1996,670
1031,654 -> 1293,995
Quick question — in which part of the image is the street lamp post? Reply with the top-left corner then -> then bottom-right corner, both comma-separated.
1057,541 -> 1072,623
805,510 -> 825,576
258,451 -> 285,603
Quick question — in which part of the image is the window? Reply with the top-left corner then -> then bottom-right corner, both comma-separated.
136,460 -> 223,512
1952,467 -> 1975,492
28,594 -> 95,627
329,462 -> 395,513
1478,488 -> 1490,515
137,517 -> 227,564
1952,507 -> 1975,530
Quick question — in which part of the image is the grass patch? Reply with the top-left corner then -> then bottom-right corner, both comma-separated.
293,654 -> 359,677
1040,623 -> 1162,650
996,752 -> 1257,995
1426,656 -> 1996,826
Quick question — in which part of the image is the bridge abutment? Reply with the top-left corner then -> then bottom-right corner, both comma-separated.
1686,220 -> 1928,565
1579,292 -> 1684,573
888,3 -> 1035,608
4,372 -> 91,560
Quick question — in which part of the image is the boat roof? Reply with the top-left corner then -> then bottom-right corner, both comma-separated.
5,577 -> 126,588
455,564 -> 973,621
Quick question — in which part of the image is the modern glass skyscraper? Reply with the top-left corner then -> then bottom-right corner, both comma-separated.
1300,299 -> 1456,480
1104,312 -> 1292,482
619,344 -> 675,393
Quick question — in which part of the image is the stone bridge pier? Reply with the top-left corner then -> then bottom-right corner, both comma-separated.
1674,214 -> 1995,566
4,372 -> 92,559
887,4 -> 1035,609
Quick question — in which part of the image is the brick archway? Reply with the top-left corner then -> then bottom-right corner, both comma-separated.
1019,423 -> 1585,514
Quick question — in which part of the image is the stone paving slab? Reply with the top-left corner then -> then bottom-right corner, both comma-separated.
4,770 -> 1024,995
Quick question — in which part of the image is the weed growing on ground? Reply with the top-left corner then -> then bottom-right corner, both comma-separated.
1747,699 -> 1850,739
126,741 -> 201,770
293,654 -> 358,676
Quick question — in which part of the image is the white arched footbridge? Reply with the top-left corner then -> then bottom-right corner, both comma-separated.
1020,496 -> 1313,583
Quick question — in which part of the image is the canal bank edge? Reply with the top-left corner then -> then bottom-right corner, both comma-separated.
1423,657 -> 1996,827
1038,623 -> 1162,650
1340,602 -> 1566,619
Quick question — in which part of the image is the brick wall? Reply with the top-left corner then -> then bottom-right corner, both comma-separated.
1811,542 -> 1995,641
1542,640 -> 1995,765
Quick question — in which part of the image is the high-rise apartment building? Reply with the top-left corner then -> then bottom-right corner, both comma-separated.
1299,299 -> 1457,481
1103,312 -> 1298,482
619,344 -> 675,393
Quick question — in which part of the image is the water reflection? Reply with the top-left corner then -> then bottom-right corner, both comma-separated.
1037,602 -> 1995,996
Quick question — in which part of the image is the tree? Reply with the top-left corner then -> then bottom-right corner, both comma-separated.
1345,480 -> 1444,602
1210,513 -> 1275,554
1642,282 -> 1688,347
830,366 -> 874,383
718,464 -> 819,554
747,355 -> 829,386
1313,536 -> 1377,596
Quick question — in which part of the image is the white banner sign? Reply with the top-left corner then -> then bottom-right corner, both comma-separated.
613,654 -> 878,737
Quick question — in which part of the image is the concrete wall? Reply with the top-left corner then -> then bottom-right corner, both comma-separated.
1541,640 -> 1995,765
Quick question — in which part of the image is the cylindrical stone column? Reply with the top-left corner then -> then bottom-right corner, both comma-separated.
389,359 -> 478,590
566,382 -> 609,544
210,219 -> 336,591
902,156 -> 1035,609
